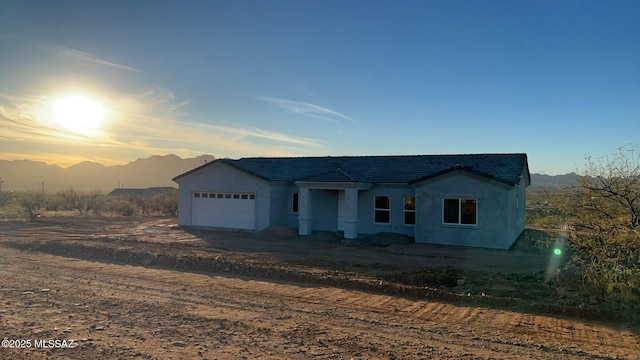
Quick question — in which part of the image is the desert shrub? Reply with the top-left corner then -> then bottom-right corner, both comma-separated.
562,147 -> 640,318
107,197 -> 137,216
55,189 -> 107,215
16,191 -> 47,221
149,191 -> 178,216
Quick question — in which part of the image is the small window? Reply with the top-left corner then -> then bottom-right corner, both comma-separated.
443,198 -> 477,225
217,193 -> 224,199
225,194 -> 231,199
292,193 -> 299,213
201,193 -> 208,198
249,194 -> 255,199
241,194 -> 248,199
194,193 -> 201,198
210,193 -> 216,198
404,196 -> 416,225
374,196 -> 390,224
233,194 -> 240,199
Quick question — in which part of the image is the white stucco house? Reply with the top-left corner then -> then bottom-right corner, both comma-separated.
172,154 -> 530,249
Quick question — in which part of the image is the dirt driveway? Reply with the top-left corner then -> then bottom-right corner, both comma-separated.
0,217 -> 638,359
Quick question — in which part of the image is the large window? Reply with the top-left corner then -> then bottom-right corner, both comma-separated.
404,196 -> 416,225
292,193 -> 299,213
443,198 -> 477,225
374,196 -> 390,223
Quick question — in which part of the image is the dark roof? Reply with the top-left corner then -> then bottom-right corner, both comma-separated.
108,187 -> 176,196
174,154 -> 529,186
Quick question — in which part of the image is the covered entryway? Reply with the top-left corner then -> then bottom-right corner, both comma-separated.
295,181 -> 372,239
191,192 -> 256,229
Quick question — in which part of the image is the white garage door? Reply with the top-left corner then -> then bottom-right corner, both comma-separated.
191,192 -> 256,230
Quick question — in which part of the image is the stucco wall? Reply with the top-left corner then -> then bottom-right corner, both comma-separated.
357,185 -> 416,237
505,168 -> 528,246
174,162 -> 271,230
413,170 -> 515,249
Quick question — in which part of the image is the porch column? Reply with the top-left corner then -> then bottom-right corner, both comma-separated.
298,186 -> 312,235
343,188 -> 359,239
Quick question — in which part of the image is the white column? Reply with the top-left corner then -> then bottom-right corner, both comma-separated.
298,187 -> 312,235
343,188 -> 359,239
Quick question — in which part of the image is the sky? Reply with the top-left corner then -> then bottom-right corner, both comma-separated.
0,0 -> 638,174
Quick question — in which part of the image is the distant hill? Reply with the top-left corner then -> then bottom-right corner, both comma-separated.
0,154 -> 215,192
529,173 -> 579,190
0,155 -> 579,193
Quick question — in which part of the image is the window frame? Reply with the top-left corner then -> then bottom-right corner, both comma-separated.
403,196 -> 416,226
442,198 -> 478,226
374,196 -> 391,224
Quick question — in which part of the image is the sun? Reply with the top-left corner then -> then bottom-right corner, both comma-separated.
53,95 -> 105,136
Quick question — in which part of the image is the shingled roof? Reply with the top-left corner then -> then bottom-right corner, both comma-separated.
174,154 -> 529,186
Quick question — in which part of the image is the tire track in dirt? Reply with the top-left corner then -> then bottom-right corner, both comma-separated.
1,246 -> 637,359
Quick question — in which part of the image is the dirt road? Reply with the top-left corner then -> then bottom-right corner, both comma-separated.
0,217 -> 638,359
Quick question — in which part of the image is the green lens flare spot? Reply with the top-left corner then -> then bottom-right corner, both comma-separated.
553,248 -> 562,256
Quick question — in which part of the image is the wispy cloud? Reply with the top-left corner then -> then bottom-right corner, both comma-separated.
54,47 -> 140,72
0,89 -> 325,165
257,96 -> 356,123
0,32 -> 140,72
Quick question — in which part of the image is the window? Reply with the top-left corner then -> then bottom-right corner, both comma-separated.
292,193 -> 299,213
217,193 -> 223,199
241,194 -> 248,199
249,194 -> 255,199
202,193 -> 208,198
194,193 -> 201,198
443,198 -> 477,225
224,194 -> 231,199
374,196 -> 390,223
404,196 -> 416,225
233,194 -> 240,199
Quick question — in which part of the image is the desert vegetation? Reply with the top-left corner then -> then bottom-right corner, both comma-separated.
0,188 -> 177,219
528,146 -> 640,319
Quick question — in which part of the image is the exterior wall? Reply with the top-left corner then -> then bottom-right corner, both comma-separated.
311,189 -> 339,231
413,170 -> 514,249
357,185 -> 416,237
505,168 -> 528,247
268,183 -> 290,226
174,162 -> 271,230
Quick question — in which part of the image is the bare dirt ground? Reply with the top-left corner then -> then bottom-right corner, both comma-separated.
0,216 -> 638,359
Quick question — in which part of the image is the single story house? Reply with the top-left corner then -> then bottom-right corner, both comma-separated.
172,153 -> 530,249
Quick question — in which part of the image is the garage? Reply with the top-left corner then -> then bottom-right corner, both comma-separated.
191,192 -> 256,230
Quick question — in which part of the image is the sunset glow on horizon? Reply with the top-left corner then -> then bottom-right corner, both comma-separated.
1,1 -> 639,173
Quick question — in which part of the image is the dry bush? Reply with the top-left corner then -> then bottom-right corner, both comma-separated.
564,147 -> 640,317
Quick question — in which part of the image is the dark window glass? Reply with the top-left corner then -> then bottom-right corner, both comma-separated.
217,194 -> 223,199
233,194 -> 240,199
194,193 -> 200,198
375,196 -> 390,209
374,196 -> 390,223
443,199 -> 459,224
461,199 -> 477,225
241,194 -> 248,199
202,193 -> 208,198
404,211 -> 416,225
404,197 -> 416,225
225,194 -> 231,199
292,193 -> 299,213
375,210 -> 390,223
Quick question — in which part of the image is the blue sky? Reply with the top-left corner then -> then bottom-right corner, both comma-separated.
1,0 -> 638,174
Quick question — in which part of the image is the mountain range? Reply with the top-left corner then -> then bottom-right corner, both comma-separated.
0,154 -> 215,192
0,154 -> 577,193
